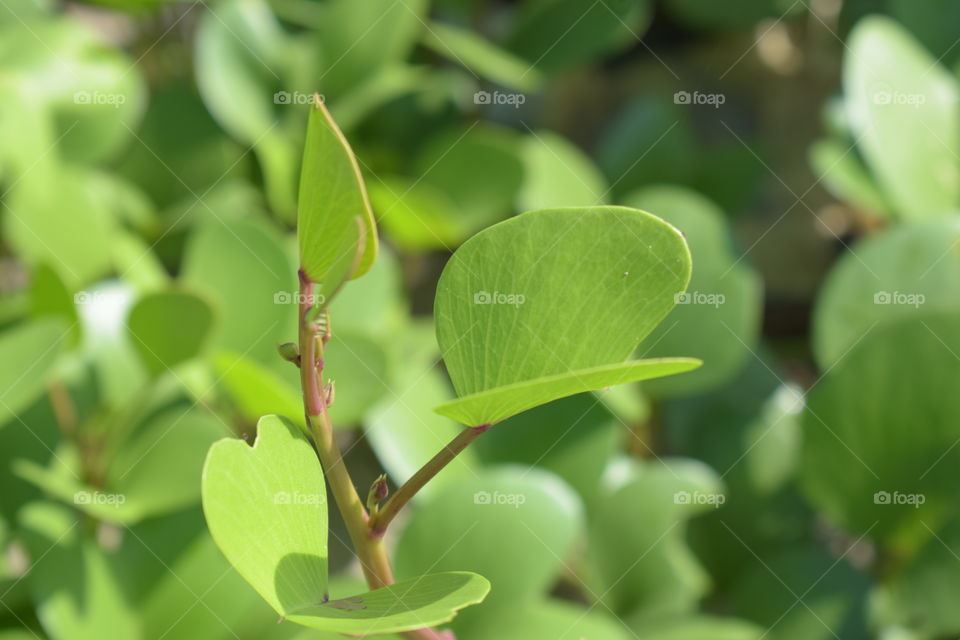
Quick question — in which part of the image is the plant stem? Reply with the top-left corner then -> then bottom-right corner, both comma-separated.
298,272 -> 461,640
370,424 -> 490,537
298,271 -> 394,589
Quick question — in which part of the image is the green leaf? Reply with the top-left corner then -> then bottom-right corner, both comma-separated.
422,21 -> 543,91
517,131 -> 609,210
812,221 -> 960,369
284,572 -> 489,634
629,614 -> 765,640
19,502 -> 141,640
214,351 -> 304,430
664,0 -> 803,28
108,408 -> 226,518
434,206 -> 699,425
586,457 -> 721,618
202,416 -> 489,632
183,217 -> 295,367
4,168 -> 116,288
395,468 -> 582,625
27,264 -> 79,347
844,16 -> 960,220
194,0 -> 300,217
368,177 -> 465,251
802,314 -> 960,548
872,518 -> 960,638
314,0 -> 426,98
475,393 -> 621,504
297,97 -> 378,284
0,319 -> 68,428
626,186 -> 762,396
140,532 -> 275,640
467,597 -> 632,640
127,290 -> 214,376
417,124 -> 524,233
728,546 -> 868,640
507,0 -> 652,72
203,415 -> 329,613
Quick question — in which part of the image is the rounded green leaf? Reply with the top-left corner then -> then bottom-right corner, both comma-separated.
434,206 -> 699,425
844,16 -> 960,220
802,314 -> 960,547
395,467 -> 583,624
812,221 -> 960,369
297,97 -> 378,284
127,290 -> 214,376
586,457 -> 721,617
182,217 -> 295,367
517,131 -> 609,210
416,125 -> 524,234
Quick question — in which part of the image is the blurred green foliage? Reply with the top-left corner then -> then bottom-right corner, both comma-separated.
1,0 -> 959,639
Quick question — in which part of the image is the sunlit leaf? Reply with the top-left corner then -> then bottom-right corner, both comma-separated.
298,97 -> 378,284
434,206 -> 699,425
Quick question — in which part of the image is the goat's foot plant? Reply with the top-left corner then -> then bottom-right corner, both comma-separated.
201,94 -> 701,638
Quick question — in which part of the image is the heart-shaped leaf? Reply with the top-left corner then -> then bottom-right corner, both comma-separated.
203,415 -> 330,613
434,206 -> 700,425
298,96 -> 377,284
202,415 -> 489,633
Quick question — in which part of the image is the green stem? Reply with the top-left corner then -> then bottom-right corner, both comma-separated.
370,424 -> 490,538
298,271 -> 393,589
298,272 -> 460,640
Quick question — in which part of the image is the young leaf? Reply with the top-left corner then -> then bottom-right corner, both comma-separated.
298,96 -> 378,284
127,290 -> 214,376
434,206 -> 700,425
202,416 -> 489,632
